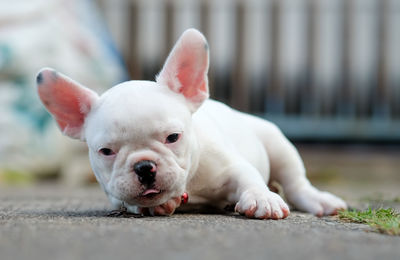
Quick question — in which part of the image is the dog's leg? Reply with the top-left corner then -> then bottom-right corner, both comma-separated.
239,113 -> 347,216
226,161 -> 290,219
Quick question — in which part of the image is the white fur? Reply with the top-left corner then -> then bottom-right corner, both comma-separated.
37,29 -> 347,219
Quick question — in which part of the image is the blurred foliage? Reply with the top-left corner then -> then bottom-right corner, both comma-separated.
0,169 -> 35,185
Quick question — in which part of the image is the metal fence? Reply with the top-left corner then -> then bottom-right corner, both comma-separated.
97,0 -> 400,141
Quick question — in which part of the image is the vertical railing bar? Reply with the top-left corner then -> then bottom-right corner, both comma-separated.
267,0 -> 283,115
249,0 -> 269,113
338,0 -> 354,118
303,0 -> 317,117
388,0 -> 400,119
164,0 -> 175,57
265,0 -> 273,114
365,0 -> 379,119
200,0 -> 210,37
333,0 -> 344,119
375,0 -> 389,118
128,0 -> 141,79
232,0 -> 249,111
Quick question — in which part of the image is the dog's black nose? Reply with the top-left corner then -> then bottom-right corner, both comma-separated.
133,160 -> 157,185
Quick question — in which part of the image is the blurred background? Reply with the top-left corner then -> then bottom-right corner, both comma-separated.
97,0 -> 400,141
0,0 -> 399,198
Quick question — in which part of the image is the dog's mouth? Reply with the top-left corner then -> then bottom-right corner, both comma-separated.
139,188 -> 163,199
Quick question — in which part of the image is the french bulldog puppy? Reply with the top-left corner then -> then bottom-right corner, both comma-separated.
36,29 -> 346,219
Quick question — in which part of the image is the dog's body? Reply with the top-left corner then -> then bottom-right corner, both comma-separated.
37,29 -> 346,219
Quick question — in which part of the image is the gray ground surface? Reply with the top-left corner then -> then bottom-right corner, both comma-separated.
1,184 -> 399,260
1,145 -> 400,260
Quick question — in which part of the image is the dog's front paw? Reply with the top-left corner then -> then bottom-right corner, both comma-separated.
286,185 -> 347,217
141,196 -> 182,216
235,188 -> 290,219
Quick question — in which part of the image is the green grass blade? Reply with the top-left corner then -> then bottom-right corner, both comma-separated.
338,208 -> 400,236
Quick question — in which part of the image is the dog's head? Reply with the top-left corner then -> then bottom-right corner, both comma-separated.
36,29 -> 209,208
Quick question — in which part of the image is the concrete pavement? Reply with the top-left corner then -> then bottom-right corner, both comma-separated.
1,185 -> 399,260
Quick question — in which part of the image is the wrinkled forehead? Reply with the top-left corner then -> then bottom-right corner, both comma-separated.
97,81 -> 187,117
85,81 -> 190,145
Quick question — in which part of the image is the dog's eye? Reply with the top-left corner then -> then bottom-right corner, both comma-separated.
165,133 -> 180,144
99,148 -> 115,156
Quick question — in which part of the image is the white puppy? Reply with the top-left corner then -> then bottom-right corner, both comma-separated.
36,29 -> 346,219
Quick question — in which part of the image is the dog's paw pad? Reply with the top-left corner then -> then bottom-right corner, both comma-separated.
287,186 -> 347,216
235,188 -> 290,219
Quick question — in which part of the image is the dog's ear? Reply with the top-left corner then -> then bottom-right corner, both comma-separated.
36,68 -> 99,140
156,29 -> 209,112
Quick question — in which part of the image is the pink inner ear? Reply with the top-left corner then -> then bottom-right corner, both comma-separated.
176,53 -> 208,99
38,70 -> 97,138
157,29 -> 209,109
